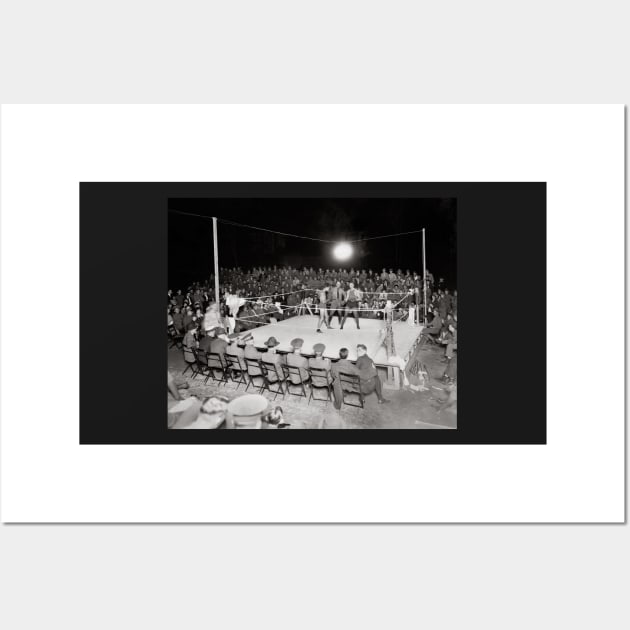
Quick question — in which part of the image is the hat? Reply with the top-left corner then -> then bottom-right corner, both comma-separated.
265,336 -> 280,347
313,343 -> 325,354
290,338 -> 304,349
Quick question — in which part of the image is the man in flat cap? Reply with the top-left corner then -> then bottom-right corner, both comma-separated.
308,342 -> 333,386
286,338 -> 309,384
261,336 -> 286,383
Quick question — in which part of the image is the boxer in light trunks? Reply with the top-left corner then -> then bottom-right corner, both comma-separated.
316,285 -> 332,333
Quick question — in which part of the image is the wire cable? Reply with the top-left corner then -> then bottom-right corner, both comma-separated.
169,210 -> 423,243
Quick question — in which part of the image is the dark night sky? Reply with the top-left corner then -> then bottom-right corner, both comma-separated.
168,198 -> 456,290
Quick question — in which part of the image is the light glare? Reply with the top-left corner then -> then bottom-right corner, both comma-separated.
333,242 -> 353,261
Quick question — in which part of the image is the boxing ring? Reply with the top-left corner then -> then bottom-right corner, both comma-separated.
244,315 -> 425,388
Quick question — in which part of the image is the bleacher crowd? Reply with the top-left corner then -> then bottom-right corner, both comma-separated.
168,265 -> 457,333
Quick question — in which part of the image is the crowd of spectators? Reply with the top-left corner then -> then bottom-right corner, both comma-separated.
168,265 -> 457,336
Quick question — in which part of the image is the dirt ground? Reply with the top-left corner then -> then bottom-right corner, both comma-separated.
167,341 -> 456,430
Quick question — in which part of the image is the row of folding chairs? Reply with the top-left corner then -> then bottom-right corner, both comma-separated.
182,347 -> 364,407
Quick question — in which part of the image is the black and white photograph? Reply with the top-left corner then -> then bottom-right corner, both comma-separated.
166,198 -> 457,430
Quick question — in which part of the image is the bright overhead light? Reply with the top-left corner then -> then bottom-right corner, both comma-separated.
333,242 -> 353,261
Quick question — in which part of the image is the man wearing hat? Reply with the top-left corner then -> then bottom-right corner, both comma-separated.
308,343 -> 333,386
286,338 -> 309,384
261,336 -> 286,382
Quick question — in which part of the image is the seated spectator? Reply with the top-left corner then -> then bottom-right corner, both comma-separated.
308,343 -> 332,386
331,347 -> 361,408
226,332 -> 250,370
422,309 -> 443,337
244,336 -> 263,376
286,338 -> 309,384
172,307 -> 184,333
209,328 -> 230,359
182,322 -> 198,364
198,327 -> 215,353
261,336 -> 286,382
355,344 -> 389,404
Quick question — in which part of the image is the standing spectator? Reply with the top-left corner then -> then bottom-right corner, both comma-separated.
442,323 -> 458,361
182,307 -> 194,331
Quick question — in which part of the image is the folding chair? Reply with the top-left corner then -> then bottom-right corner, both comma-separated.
206,352 -> 229,386
308,367 -> 333,405
225,354 -> 248,390
283,364 -> 309,400
182,345 -> 198,376
338,371 -> 364,409
168,327 -> 184,349
193,348 -> 212,384
245,357 -> 270,393
261,360 -> 286,400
